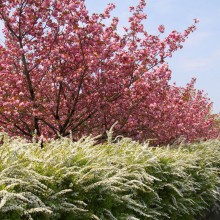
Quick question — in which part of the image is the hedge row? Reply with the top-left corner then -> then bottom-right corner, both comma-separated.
0,132 -> 220,220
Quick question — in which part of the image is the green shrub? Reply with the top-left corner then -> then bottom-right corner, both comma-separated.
0,132 -> 220,219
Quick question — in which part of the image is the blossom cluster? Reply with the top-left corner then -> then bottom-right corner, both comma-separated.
0,0 -> 218,145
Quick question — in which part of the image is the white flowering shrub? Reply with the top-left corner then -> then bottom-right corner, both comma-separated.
0,132 -> 220,220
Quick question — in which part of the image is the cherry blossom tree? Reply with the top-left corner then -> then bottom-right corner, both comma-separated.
0,0 -> 218,144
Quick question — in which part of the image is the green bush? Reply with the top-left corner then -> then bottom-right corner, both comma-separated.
0,132 -> 220,220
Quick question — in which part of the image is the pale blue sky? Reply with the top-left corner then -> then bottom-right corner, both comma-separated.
85,0 -> 220,113
0,1 -> 219,112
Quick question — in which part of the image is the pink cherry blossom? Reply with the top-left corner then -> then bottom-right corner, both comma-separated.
158,25 -> 165,33
0,0 -> 218,145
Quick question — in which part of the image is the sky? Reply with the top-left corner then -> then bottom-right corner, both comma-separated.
0,1 -> 219,113
85,0 -> 220,113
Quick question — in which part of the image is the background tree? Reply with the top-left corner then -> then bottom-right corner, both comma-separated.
0,0 -> 218,144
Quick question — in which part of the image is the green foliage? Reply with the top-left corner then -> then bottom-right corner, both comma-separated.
0,133 -> 220,219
